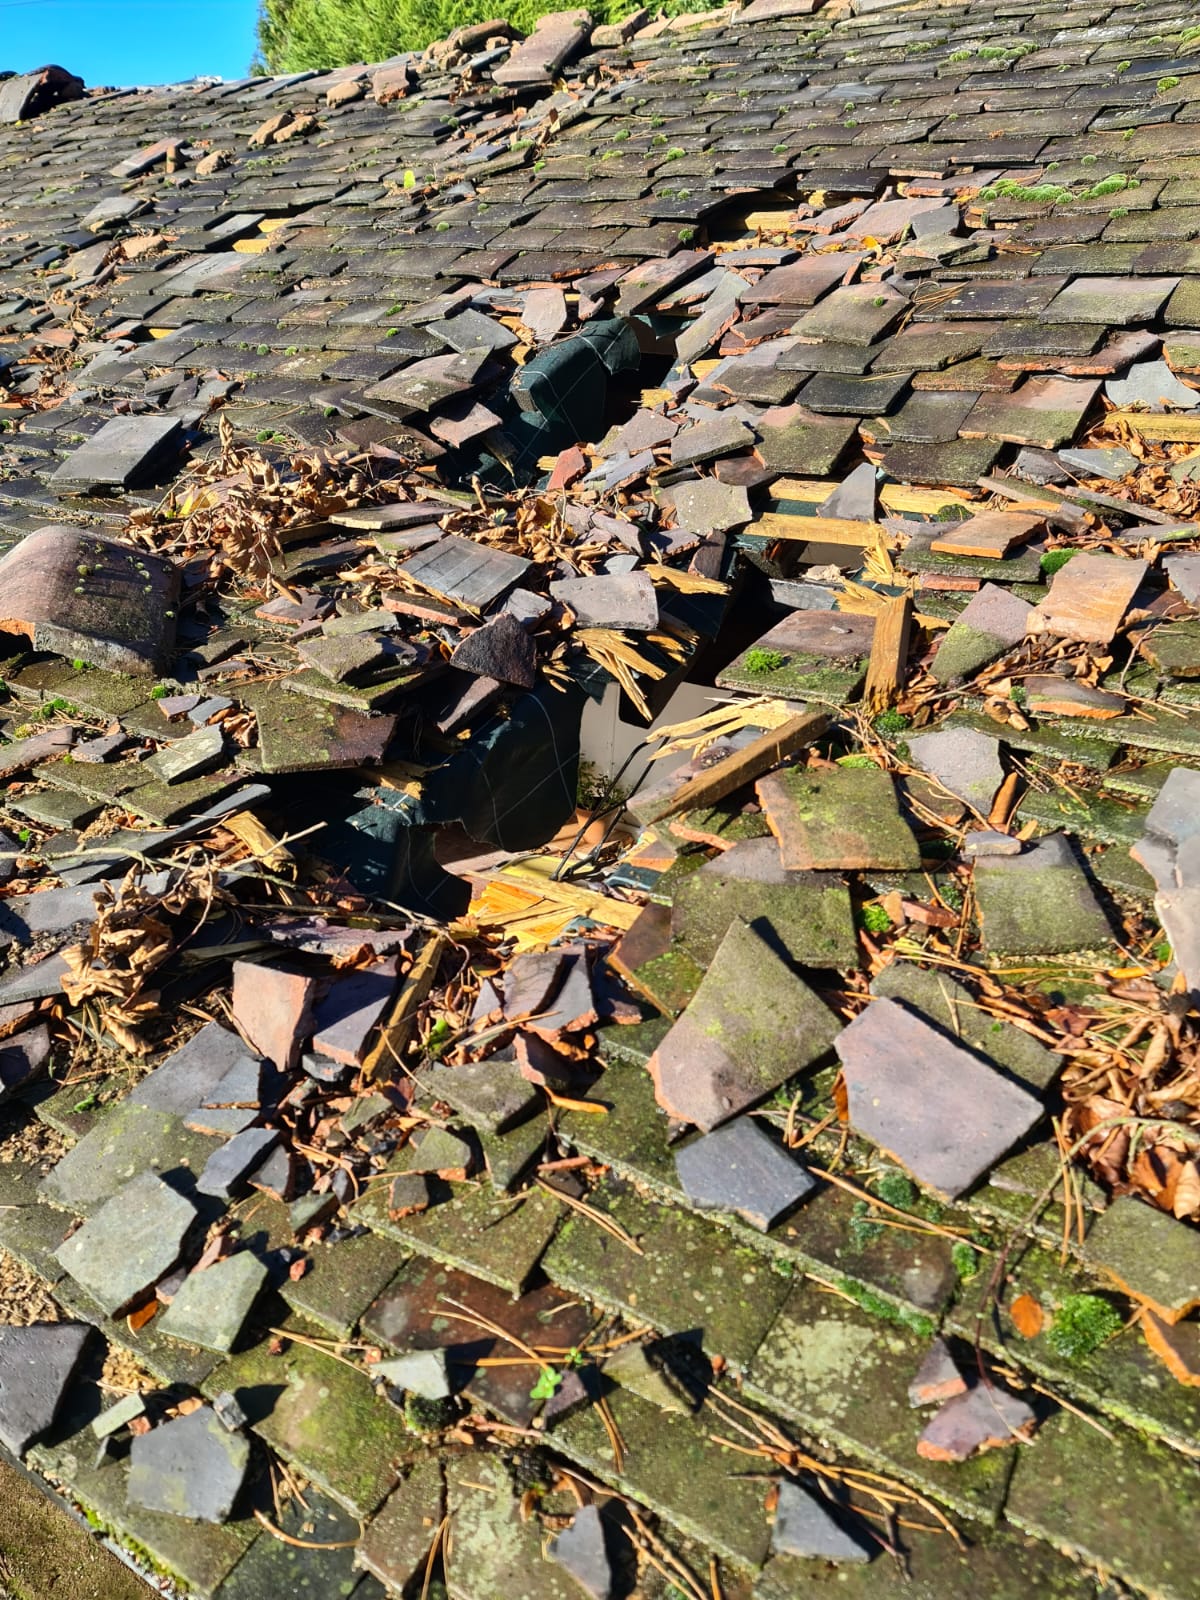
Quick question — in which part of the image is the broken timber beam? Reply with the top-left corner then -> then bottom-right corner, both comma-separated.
629,708 -> 831,827
863,593 -> 912,714
362,931 -> 449,1083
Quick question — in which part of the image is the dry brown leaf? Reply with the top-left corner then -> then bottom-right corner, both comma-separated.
1010,1293 -> 1045,1339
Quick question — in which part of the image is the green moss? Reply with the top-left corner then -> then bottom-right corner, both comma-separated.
834,1276 -> 935,1337
1046,1293 -> 1123,1361
952,1241 -> 981,1281
872,708 -> 911,735
858,903 -> 892,935
744,647 -> 786,675
848,1199 -> 884,1249
1157,75 -> 1181,92
874,1170 -> 917,1209
1040,548 -> 1076,576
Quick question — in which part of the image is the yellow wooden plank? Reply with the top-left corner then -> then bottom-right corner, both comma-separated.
495,861 -> 642,930
768,479 -> 975,514
1110,411 -> 1200,442
753,512 -> 886,548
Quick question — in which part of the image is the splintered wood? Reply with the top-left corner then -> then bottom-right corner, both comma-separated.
862,593 -> 912,713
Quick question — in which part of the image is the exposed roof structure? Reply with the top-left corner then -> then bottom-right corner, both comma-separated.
1,5 -> 1199,1600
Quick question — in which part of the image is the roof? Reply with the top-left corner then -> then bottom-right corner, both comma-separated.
1,7 -> 1199,1600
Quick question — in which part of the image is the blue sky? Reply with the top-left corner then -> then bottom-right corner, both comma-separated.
3,0 -> 260,86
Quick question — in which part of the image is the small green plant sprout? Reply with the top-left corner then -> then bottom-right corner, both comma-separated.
678,226 -> 696,244
71,659 -> 85,672
744,647 -> 786,674
529,1366 -> 562,1402
1046,1293 -> 1123,1361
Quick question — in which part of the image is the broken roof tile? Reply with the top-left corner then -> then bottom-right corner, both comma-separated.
835,996 -> 1042,1199
674,1116 -> 816,1230
0,526 -> 179,675
755,766 -> 922,871
649,917 -> 840,1131
1027,551 -> 1148,644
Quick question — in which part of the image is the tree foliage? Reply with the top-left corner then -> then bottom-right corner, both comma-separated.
254,0 -> 629,71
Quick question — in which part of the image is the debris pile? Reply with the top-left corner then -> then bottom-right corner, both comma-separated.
0,0 -> 1199,1596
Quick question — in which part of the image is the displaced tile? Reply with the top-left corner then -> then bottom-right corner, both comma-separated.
973,834 -> 1113,955
929,511 -> 1045,561
673,1117 -> 816,1230
54,1171 -> 197,1317
771,1479 -> 873,1563
371,1347 -> 451,1400
917,1383 -> 1036,1461
450,614 -> 537,687
872,962 -> 1060,1092
0,1322 -> 91,1455
835,997 -> 1042,1199
1024,676 -> 1125,718
959,377 -> 1101,451
127,1406 -> 249,1524
0,526 -> 179,674
50,415 -> 181,494
231,960 -> 315,1071
146,724 -> 225,785
671,837 -> 858,969
131,1022 -> 256,1115
931,584 -> 1034,683
1027,552 -> 1148,644
755,766 -> 921,871
908,1338 -> 967,1407
907,727 -> 1005,815
1107,358 -> 1200,411
196,1128 -> 279,1201
550,572 -> 658,631
311,959 -> 397,1066
549,1503 -> 613,1600
649,918 -> 840,1131
1082,1197 -> 1200,1323
397,534 -> 530,609
158,1252 -> 268,1352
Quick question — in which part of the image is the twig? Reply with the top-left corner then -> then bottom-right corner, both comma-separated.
252,1509 -> 360,1549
